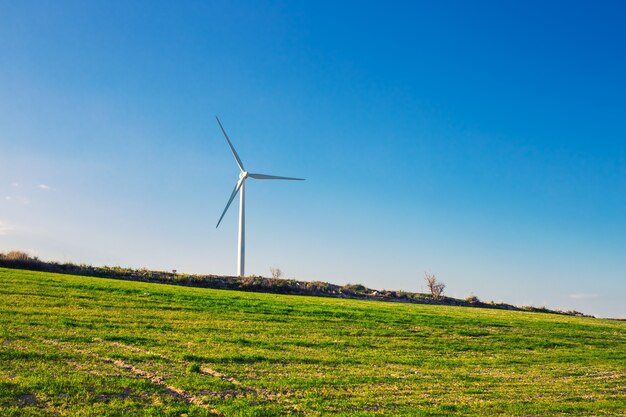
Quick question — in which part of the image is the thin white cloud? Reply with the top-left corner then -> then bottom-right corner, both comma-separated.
569,293 -> 599,300
11,182 -> 19,188
0,221 -> 14,235
38,184 -> 51,190
4,196 -> 29,205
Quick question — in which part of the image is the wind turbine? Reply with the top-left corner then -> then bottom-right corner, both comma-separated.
215,116 -> 304,277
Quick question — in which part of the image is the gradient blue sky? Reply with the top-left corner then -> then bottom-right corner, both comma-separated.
1,1 -> 625,318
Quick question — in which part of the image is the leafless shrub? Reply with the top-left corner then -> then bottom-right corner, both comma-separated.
1,251 -> 38,262
342,283 -> 367,292
270,266 -> 283,278
465,294 -> 480,304
424,272 -> 445,299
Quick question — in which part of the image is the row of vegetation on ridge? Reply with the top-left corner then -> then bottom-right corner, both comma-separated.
0,251 -> 589,317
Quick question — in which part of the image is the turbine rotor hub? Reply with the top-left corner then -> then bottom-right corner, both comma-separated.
239,171 -> 248,180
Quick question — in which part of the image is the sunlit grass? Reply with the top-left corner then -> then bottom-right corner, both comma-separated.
1,267 -> 624,416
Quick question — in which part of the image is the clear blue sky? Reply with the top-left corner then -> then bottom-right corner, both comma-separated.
1,1 -> 625,318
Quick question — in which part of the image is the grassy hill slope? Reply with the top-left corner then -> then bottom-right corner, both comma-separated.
1,268 -> 624,416
0,254 -> 589,316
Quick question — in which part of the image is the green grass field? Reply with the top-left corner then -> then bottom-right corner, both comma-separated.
1,267 -> 624,416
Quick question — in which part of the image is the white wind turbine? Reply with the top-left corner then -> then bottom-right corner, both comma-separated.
215,116 -> 304,277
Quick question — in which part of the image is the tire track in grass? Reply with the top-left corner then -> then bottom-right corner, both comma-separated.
92,338 -> 306,414
35,337 -> 225,416
92,337 -> 242,386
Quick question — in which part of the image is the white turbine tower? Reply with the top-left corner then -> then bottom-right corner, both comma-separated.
215,116 -> 304,277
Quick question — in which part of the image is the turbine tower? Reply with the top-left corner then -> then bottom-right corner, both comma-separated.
215,116 -> 304,277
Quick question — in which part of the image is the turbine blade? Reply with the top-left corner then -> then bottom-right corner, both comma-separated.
248,173 -> 305,181
215,116 -> 245,172
216,180 -> 243,228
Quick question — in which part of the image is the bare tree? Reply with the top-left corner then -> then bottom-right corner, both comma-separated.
270,266 -> 283,278
424,272 -> 445,299
1,251 -> 37,262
